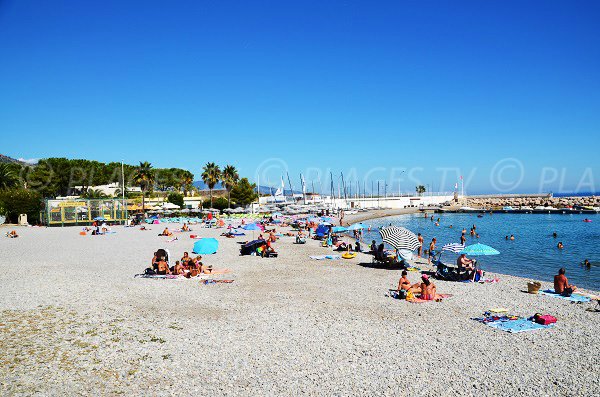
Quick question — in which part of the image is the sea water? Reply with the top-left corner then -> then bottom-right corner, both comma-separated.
361,213 -> 599,291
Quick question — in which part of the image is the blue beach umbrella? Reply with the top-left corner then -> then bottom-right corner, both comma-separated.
93,217 -> 105,221
193,238 -> 219,255
346,223 -> 366,231
459,243 -> 500,256
242,223 -> 261,231
332,226 -> 347,233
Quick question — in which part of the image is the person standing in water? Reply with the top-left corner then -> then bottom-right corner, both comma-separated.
417,233 -> 424,257
428,238 -> 437,264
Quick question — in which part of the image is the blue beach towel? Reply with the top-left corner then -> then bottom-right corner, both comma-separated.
538,289 -> 591,303
310,255 -> 341,260
484,318 -> 554,333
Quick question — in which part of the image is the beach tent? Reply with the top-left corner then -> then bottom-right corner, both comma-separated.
240,239 -> 266,255
315,224 -> 329,238
193,238 -> 219,255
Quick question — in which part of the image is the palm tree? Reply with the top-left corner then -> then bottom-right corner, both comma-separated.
82,188 -> 108,199
201,162 -> 221,207
221,165 -> 239,208
0,164 -> 18,190
416,185 -> 426,196
181,171 -> 194,197
134,161 -> 155,212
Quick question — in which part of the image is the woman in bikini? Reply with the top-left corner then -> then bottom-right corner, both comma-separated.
420,275 -> 437,300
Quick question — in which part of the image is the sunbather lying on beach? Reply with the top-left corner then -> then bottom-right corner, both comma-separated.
6,230 -> 19,238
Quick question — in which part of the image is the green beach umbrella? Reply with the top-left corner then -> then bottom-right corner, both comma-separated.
459,243 -> 500,256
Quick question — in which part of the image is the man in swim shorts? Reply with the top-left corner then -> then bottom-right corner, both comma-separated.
554,268 -> 576,296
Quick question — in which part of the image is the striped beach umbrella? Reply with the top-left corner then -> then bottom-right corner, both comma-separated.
379,226 -> 420,251
442,243 -> 465,253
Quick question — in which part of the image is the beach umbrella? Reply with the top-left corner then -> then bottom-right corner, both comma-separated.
379,226 -> 420,251
93,216 -> 105,221
459,243 -> 500,256
243,222 -> 262,238
332,226 -> 347,233
193,238 -> 219,255
346,223 -> 366,231
242,223 -> 261,231
442,243 -> 465,253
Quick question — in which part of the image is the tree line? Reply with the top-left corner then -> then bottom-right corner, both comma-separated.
0,159 -> 258,223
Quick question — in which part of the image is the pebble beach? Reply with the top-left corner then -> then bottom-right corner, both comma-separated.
1,220 -> 599,396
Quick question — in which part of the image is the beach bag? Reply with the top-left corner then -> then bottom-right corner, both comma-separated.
406,291 -> 414,301
397,289 -> 407,299
534,314 -> 557,325
144,268 -> 156,275
474,269 -> 483,282
527,281 -> 542,294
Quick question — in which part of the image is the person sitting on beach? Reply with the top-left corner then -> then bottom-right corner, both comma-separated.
156,256 -> 170,275
557,242 -> 564,249
397,270 -> 413,291
6,230 -> 19,238
173,260 -> 185,275
457,253 -> 475,271
355,240 -> 361,252
182,223 -> 190,232
370,240 -> 377,254
268,232 -> 277,243
296,230 -> 306,244
181,252 -> 193,267
419,275 -> 438,301
554,268 -> 577,296
160,228 -> 173,237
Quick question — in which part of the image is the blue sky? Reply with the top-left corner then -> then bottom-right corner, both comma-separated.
1,0 -> 599,194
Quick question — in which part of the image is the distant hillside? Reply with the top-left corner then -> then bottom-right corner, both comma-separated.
0,154 -> 24,164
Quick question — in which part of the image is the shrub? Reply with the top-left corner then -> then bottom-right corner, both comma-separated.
0,188 -> 42,223
167,192 -> 184,208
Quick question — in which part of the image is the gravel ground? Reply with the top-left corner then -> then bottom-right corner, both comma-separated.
0,223 -> 598,396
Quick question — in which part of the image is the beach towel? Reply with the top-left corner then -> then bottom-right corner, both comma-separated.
200,279 -> 234,285
203,268 -> 231,275
408,294 -> 452,304
538,289 -> 591,303
483,318 -> 554,333
134,274 -> 184,280
310,255 -> 341,260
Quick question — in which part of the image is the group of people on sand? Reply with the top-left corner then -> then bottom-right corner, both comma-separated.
397,272 -> 442,301
150,250 -> 213,277
5,230 -> 19,238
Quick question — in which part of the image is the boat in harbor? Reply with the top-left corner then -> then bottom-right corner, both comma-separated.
459,206 -> 481,213
502,206 -> 514,212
